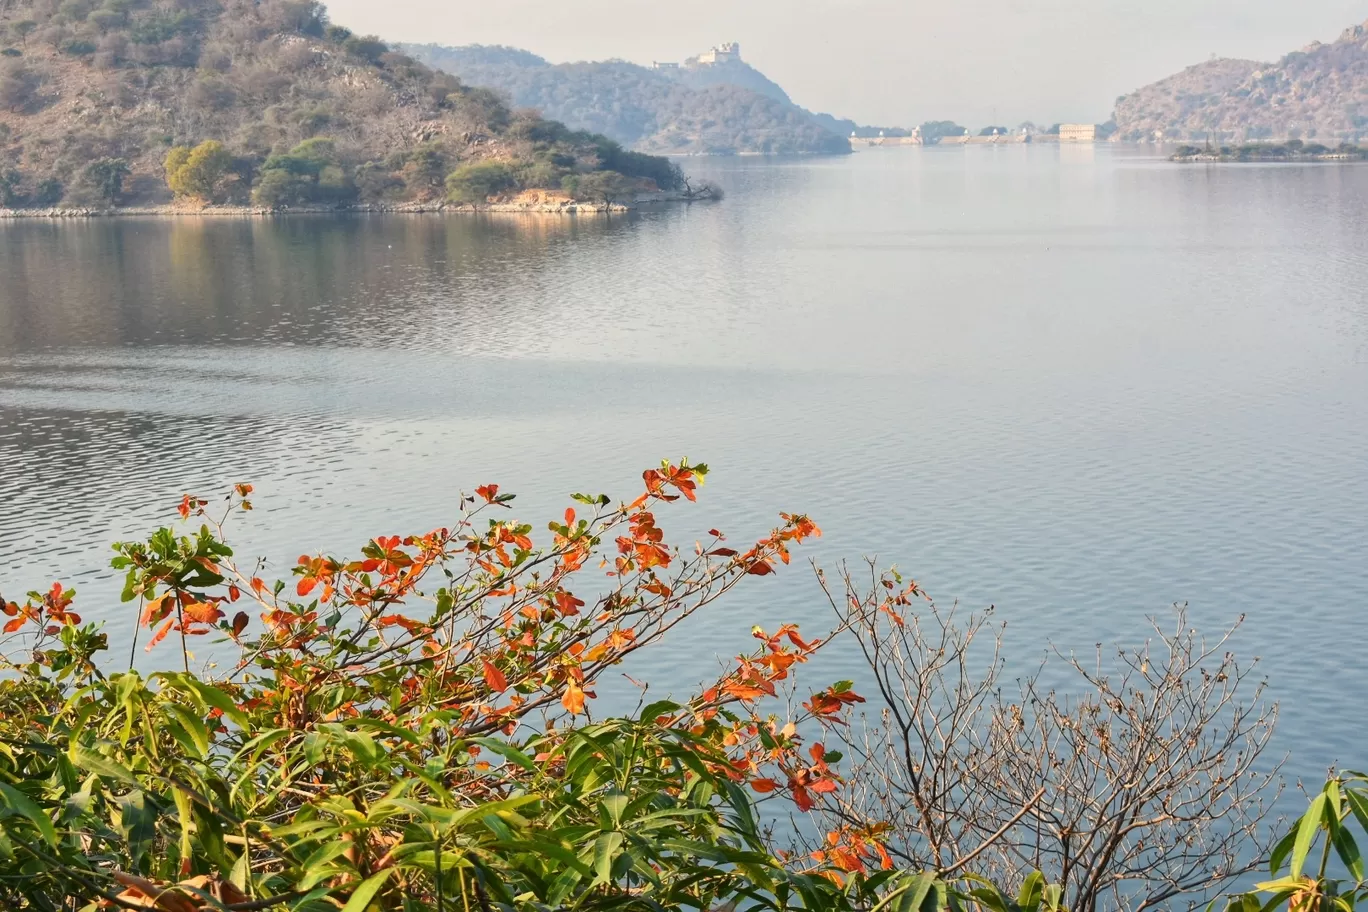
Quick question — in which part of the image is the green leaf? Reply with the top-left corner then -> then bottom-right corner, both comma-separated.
1270,827 -> 1297,874
1018,870 -> 1045,909
470,737 -> 537,772
1292,792 -> 1330,878
1336,824 -> 1365,882
117,790 -> 157,860
592,831 -> 624,886
181,677 -> 249,728
1346,789 -> 1368,836
897,873 -> 938,912
340,869 -> 393,912
0,783 -> 56,847
600,790 -> 629,828
69,743 -> 138,785
639,700 -> 681,722
162,703 -> 211,759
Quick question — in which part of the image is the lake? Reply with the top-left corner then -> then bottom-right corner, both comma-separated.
2,144 -> 1366,787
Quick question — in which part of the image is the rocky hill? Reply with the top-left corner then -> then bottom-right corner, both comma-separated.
0,0 -> 685,208
402,43 -> 852,156
1114,20 -> 1368,142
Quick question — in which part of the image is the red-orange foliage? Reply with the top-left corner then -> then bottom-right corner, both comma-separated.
0,461 -> 864,819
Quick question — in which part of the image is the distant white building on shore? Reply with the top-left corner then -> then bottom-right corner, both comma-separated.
651,61 -> 679,70
1059,124 -> 1097,143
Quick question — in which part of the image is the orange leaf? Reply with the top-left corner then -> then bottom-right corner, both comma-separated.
562,681 -> 586,715
476,484 -> 499,504
750,778 -> 780,794
182,602 -> 223,625
141,595 -> 172,627
746,561 -> 775,576
147,618 -> 176,650
482,659 -> 508,693
297,577 -> 317,597
2,618 -> 24,634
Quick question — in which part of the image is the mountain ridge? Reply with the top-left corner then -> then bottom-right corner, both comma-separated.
1114,19 -> 1368,141
402,42 -> 853,156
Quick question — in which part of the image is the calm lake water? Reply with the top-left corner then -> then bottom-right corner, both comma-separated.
2,144 -> 1366,785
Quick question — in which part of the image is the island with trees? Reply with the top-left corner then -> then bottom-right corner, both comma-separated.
0,0 -> 718,213
1171,139 -> 1368,161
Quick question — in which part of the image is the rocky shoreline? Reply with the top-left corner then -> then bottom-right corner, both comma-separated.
0,191 -> 703,219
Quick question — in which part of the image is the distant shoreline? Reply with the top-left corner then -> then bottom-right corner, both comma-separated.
0,192 -> 706,220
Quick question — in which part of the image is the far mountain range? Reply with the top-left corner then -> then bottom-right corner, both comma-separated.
402,43 -> 907,156
1114,18 -> 1368,142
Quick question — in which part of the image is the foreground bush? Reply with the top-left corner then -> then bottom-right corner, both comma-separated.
0,461 -> 1292,911
0,463 -> 1063,911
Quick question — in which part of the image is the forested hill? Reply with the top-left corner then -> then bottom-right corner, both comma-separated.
0,0 -> 685,208
402,43 -> 853,156
1114,19 -> 1368,142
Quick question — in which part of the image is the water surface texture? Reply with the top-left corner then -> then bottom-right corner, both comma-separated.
2,145 -> 1366,781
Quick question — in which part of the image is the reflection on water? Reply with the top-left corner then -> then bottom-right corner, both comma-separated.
2,147 -> 1368,787
0,215 -> 636,354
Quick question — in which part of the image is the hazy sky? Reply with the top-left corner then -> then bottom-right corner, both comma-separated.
325,0 -> 1368,126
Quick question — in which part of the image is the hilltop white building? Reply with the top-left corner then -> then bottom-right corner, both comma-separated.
695,42 -> 741,65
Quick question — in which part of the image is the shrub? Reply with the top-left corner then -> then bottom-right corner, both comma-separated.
397,140 -> 446,197
165,139 -> 232,201
445,159 -> 516,203
0,465 -> 916,911
565,169 -> 637,205
342,33 -> 387,64
0,60 -> 41,112
0,166 -> 24,206
82,156 -> 130,204
252,136 -> 355,207
31,176 -> 63,205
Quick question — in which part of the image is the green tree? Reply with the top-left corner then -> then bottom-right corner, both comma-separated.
342,33 -> 387,64
31,176 -> 62,205
398,141 -> 447,198
919,121 -> 968,144
0,167 -> 23,207
253,137 -> 355,207
444,159 -> 516,203
0,61 -> 40,112
566,169 -> 636,206
83,157 -> 130,205
13,20 -> 38,47
165,140 -> 232,202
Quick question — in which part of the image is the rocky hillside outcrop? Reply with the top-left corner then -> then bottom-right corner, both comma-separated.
1114,21 -> 1368,142
0,0 -> 682,208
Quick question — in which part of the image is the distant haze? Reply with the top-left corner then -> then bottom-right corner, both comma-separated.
325,0 -> 1368,127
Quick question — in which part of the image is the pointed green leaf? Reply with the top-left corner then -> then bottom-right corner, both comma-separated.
340,869 -> 393,912
1018,870 -> 1045,909
0,783 -> 56,847
1270,827 -> 1298,874
1292,792 -> 1329,878
1335,824 -> 1364,882
593,831 -> 624,886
